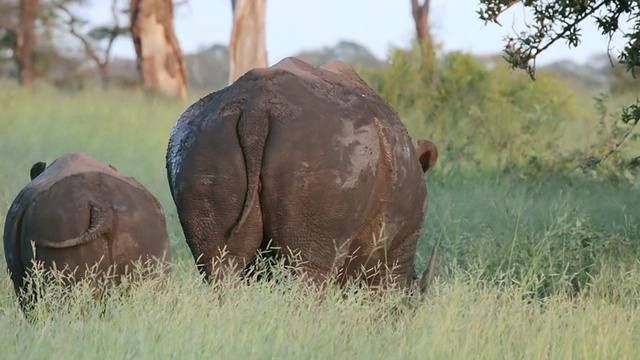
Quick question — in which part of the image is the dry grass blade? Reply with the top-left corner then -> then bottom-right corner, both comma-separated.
418,241 -> 438,295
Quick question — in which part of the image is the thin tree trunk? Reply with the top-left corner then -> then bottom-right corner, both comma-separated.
411,0 -> 433,61
15,0 -> 39,87
98,63 -> 110,90
228,0 -> 267,84
130,0 -> 188,99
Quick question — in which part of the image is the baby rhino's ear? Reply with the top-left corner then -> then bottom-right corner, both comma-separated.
416,140 -> 438,173
30,162 -> 47,180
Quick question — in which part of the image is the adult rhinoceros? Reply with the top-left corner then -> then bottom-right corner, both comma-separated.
167,57 -> 437,291
3,152 -> 172,303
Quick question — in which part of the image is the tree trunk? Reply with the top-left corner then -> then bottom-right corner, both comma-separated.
130,0 -> 188,99
98,63 -> 110,90
15,0 -> 39,87
228,0 -> 267,84
411,0 -> 433,61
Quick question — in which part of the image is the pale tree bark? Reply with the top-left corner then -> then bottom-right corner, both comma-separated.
15,0 -> 39,87
228,0 -> 267,84
411,0 -> 433,61
130,0 -> 187,99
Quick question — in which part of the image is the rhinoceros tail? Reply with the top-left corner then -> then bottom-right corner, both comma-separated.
4,205 -> 26,291
36,202 -> 113,249
417,241 -> 438,295
232,104 -> 270,234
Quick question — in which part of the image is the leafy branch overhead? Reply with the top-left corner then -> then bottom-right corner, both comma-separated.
478,0 -> 640,167
478,0 -> 639,80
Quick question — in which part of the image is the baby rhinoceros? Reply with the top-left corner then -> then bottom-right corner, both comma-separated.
3,152 -> 171,304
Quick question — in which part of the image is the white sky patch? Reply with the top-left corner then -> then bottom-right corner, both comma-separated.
82,0 -> 631,66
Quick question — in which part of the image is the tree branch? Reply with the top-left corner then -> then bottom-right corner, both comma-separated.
530,1 -> 608,60
489,0 -> 520,25
410,0 -> 418,12
111,0 -> 120,26
580,98 -> 640,170
57,4 -> 104,66
103,0 -> 124,63
583,117 -> 639,170
411,0 -> 428,19
495,0 -> 610,78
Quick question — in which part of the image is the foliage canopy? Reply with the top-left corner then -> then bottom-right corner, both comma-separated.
478,0 -> 640,163
478,1 -> 640,79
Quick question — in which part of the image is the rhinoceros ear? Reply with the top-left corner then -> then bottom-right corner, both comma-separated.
416,140 -> 438,173
30,162 -> 47,180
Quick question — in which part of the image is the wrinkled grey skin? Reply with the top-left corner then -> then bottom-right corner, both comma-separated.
3,152 -> 172,304
167,57 -> 437,290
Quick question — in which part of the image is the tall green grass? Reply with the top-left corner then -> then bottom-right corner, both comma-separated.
0,83 -> 194,261
1,77 -> 640,358
1,264 -> 639,359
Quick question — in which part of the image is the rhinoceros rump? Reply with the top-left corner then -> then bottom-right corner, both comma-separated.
3,152 -> 172,304
167,57 -> 437,291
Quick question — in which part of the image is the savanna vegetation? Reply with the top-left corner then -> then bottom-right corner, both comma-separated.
1,38 -> 640,357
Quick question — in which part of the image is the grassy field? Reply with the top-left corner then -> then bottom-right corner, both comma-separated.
1,82 -> 640,359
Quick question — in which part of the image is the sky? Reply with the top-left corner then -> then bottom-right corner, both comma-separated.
85,0 -> 631,66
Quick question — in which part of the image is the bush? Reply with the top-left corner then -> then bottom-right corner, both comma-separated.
361,46 -> 640,178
